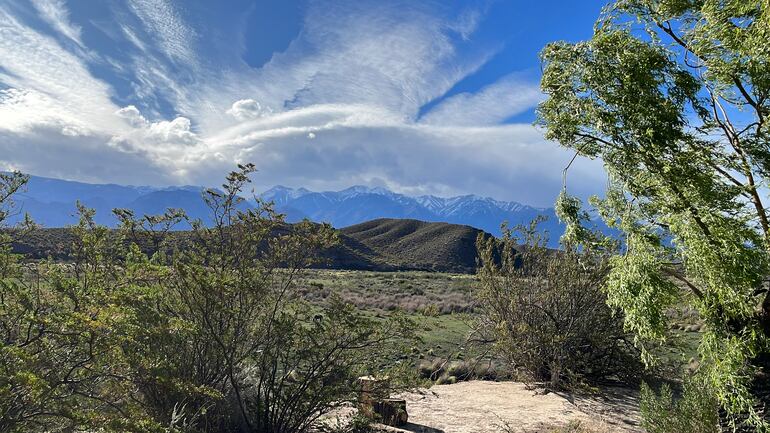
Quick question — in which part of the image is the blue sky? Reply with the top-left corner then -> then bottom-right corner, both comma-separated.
0,0 -> 608,206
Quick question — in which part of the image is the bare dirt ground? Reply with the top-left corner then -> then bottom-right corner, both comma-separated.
387,381 -> 644,433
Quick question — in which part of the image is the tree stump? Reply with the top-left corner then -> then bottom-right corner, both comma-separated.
357,376 -> 390,418
373,398 -> 408,427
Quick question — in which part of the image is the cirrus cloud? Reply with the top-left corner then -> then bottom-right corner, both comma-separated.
0,0 -> 605,208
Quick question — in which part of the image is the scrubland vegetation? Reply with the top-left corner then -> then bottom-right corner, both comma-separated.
0,163 -> 754,433
0,168 -> 416,433
475,220 -> 641,391
296,270 -> 476,315
3,0 -> 770,431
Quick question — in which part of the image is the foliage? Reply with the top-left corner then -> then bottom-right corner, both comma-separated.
114,164 -> 416,433
538,0 -> 770,427
2,166 -> 417,433
640,376 -> 720,433
474,220 -> 637,390
296,270 -> 476,315
1,173 -> 153,432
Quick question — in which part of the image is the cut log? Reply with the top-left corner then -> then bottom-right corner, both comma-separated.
357,376 -> 391,417
373,398 -> 408,427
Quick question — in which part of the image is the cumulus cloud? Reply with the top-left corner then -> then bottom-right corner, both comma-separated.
226,99 -> 272,121
115,105 -> 148,127
113,105 -> 200,151
146,117 -> 199,145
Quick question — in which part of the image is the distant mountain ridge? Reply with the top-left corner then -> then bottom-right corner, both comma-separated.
259,185 -> 565,245
6,174 -> 567,245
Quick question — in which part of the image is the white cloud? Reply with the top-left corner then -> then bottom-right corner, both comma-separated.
0,8 -> 123,134
0,128 -> 174,185
226,99 -> 272,121
0,0 -> 608,207
30,0 -> 83,47
146,117 -> 198,145
115,105 -> 148,127
451,8 -> 483,40
420,74 -> 544,126
127,0 -> 197,65
2,99 -> 603,206
188,0 -> 495,133
113,105 -> 200,151
200,104 -> 605,206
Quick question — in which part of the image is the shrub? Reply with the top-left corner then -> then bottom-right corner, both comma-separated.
640,377 -> 719,433
1,174 -> 152,432
475,220 -> 639,390
317,414 -> 376,433
115,165 -> 417,433
421,304 -> 439,317
473,361 -> 504,381
1,166 -> 418,433
435,374 -> 456,385
417,359 -> 445,381
446,361 -> 472,380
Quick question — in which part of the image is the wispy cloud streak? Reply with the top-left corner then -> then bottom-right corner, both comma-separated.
30,0 -> 83,47
127,0 -> 197,66
0,0 -> 604,205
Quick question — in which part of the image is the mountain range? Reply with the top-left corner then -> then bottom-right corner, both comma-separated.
260,184 -> 565,243
6,174 -> 566,245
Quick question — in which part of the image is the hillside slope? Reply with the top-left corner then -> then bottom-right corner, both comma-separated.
9,219 -> 495,273
340,218 -> 491,273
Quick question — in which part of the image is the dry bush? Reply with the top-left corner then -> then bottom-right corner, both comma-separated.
417,357 -> 506,384
474,221 -> 640,391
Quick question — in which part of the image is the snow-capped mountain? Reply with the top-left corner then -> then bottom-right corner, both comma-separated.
258,185 -> 565,244
5,175 -> 570,246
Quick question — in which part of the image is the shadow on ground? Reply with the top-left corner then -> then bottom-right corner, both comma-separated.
400,423 -> 444,433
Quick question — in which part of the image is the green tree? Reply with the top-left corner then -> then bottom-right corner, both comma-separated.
538,0 -> 770,429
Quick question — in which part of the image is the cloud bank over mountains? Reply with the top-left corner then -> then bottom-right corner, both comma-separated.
0,0 -> 604,207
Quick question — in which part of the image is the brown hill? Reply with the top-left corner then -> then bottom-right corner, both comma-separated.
8,218 -> 494,273
339,218 -> 491,273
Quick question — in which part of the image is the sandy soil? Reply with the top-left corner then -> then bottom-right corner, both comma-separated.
385,381 -> 644,433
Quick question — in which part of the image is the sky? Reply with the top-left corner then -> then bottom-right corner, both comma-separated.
0,0 -> 609,207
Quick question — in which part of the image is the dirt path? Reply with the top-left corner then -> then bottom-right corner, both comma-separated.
389,381 -> 643,433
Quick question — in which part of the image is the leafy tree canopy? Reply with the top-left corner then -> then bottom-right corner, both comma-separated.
538,0 -> 770,429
